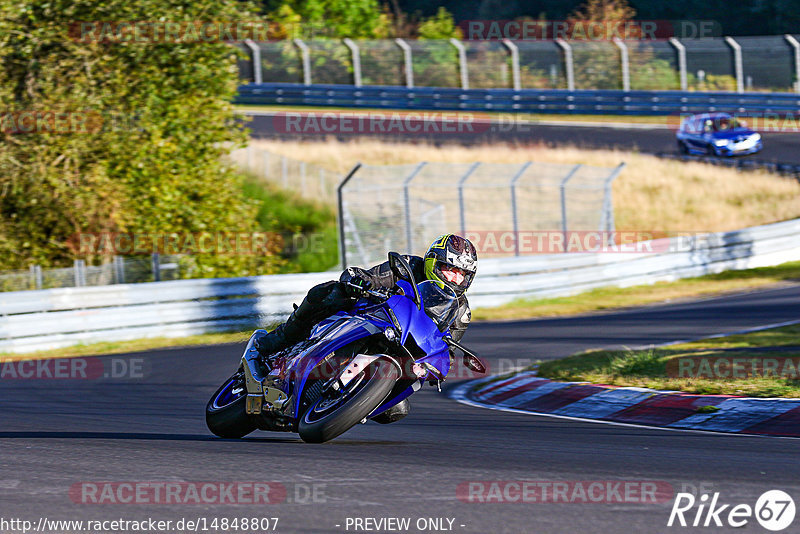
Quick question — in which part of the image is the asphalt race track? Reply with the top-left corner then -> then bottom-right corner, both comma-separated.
245,111 -> 800,166
2,284 -> 800,533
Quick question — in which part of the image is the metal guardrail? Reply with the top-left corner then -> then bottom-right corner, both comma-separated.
235,83 -> 800,116
2,218 -> 799,354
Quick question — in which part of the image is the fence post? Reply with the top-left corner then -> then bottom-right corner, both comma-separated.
402,162 -> 428,254
243,39 -> 262,84
152,253 -> 161,282
555,39 -> 575,91
281,155 -> 288,188
246,144 -> 254,170
724,36 -> 744,93
559,164 -> 583,252
300,161 -> 307,195
34,265 -> 42,289
668,37 -> 688,91
458,162 -> 482,236
599,163 -> 626,234
319,168 -> 326,198
450,38 -> 469,90
293,38 -> 312,85
73,259 -> 85,287
113,255 -> 125,284
337,163 -> 363,269
395,38 -> 414,88
343,38 -> 362,87
501,39 -> 521,90
786,35 -> 800,94
262,150 -> 270,178
509,162 -> 532,256
612,38 -> 630,91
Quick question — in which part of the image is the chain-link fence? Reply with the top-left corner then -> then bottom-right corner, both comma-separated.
237,36 -> 800,93
229,146 -> 342,204
339,161 -> 624,268
0,255 -> 182,292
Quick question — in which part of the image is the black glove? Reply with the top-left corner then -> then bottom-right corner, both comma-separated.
341,268 -> 372,297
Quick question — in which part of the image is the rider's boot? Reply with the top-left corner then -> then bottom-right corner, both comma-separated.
371,399 -> 410,424
256,281 -> 351,361
255,299 -> 317,361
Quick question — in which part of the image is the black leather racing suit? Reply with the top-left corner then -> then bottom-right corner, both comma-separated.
341,254 -> 471,342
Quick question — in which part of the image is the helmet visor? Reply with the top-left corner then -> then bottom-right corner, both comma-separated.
437,263 -> 473,291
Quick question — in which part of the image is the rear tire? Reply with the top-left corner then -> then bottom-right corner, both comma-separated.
206,371 -> 257,439
298,359 -> 398,443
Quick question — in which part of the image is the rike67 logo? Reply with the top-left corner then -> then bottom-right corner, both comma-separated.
668,490 -> 795,531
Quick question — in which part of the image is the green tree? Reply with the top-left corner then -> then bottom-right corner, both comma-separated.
266,0 -> 390,39
417,7 -> 462,39
0,0 -> 284,276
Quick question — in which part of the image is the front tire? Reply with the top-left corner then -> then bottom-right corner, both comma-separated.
206,370 -> 257,438
298,359 -> 398,443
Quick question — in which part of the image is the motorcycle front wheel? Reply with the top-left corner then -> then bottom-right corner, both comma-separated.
298,358 -> 398,443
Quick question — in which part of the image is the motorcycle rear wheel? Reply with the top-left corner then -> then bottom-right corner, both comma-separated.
298,358 -> 398,443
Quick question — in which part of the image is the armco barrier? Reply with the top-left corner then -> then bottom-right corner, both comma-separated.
1,219 -> 799,354
235,83 -> 800,116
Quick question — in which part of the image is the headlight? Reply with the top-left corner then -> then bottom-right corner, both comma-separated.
752,133 -> 761,141
714,139 -> 729,147
384,327 -> 397,342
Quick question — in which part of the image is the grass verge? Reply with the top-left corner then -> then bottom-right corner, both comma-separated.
474,261 -> 800,321
536,324 -> 800,398
0,331 -> 254,362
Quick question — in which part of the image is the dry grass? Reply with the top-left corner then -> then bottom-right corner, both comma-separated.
0,331 -> 252,362
249,139 -> 800,233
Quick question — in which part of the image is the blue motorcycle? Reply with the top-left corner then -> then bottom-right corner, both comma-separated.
206,253 -> 486,443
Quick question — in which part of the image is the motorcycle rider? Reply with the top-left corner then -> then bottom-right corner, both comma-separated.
255,234 -> 478,423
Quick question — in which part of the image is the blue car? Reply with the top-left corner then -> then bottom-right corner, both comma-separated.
676,112 -> 762,156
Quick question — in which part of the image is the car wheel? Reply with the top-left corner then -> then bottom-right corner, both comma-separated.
677,141 -> 689,155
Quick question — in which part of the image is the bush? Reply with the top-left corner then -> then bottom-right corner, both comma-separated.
0,0 -> 283,277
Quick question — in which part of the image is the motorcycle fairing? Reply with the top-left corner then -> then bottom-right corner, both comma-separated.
289,313 -> 383,417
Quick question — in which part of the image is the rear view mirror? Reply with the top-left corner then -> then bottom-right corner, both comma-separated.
463,353 -> 486,374
388,251 -> 409,281
388,252 -> 421,309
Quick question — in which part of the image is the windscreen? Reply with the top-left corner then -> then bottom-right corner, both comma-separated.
418,280 -> 459,332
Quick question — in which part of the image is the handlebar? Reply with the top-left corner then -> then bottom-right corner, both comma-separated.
344,281 -> 394,300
